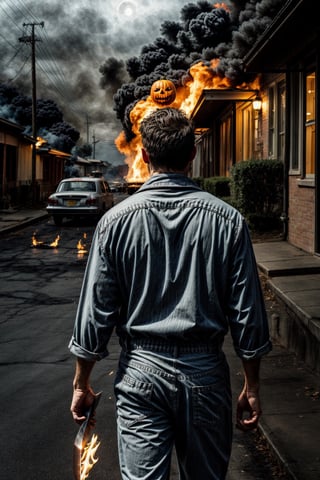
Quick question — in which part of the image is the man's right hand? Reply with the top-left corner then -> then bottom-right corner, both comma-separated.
70,386 -> 96,425
236,386 -> 262,431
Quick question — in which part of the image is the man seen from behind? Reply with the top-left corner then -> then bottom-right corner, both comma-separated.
69,107 -> 272,480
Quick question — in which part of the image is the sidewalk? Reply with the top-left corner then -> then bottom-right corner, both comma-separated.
225,333 -> 320,480
0,207 -> 48,235
1,208 -> 319,479
252,241 -> 320,479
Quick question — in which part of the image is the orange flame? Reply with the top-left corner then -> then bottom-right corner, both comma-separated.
77,233 -> 88,255
80,433 -> 100,480
31,234 -> 60,248
32,234 -> 43,246
115,58 -> 258,182
50,235 -> 60,247
214,3 -> 230,11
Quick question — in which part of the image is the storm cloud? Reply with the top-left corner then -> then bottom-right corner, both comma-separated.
0,0 -> 283,162
0,0 -> 185,161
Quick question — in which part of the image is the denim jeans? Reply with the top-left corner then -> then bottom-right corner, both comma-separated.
114,340 -> 232,480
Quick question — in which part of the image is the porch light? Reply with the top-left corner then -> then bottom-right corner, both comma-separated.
253,95 -> 262,111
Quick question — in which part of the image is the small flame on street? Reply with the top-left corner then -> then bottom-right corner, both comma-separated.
31,234 -> 60,248
50,235 -> 60,247
80,434 -> 100,480
77,233 -> 88,256
32,234 -> 44,246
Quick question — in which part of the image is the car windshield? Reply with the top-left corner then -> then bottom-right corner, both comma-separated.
58,181 -> 96,192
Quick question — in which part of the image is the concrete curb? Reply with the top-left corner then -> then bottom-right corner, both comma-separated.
0,211 -> 49,235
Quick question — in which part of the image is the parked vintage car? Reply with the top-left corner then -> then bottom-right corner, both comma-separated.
46,177 -> 114,225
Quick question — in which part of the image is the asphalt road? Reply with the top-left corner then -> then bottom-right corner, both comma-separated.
0,206 -> 290,479
0,214 -> 122,479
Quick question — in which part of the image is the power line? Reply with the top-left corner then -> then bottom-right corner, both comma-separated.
3,46 -> 23,68
7,55 -> 31,83
1,0 -> 71,103
10,0 -> 42,24
38,28 -> 69,84
0,2 -> 106,142
0,0 -> 24,33
0,30 -> 19,49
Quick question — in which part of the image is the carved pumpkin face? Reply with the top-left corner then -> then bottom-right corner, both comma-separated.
150,79 -> 176,106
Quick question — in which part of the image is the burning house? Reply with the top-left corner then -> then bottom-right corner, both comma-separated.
101,0 -> 320,374
110,0 -> 319,259
107,0 -> 320,370
109,1 -> 282,192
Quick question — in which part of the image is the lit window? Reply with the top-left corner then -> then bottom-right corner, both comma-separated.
305,72 -> 315,176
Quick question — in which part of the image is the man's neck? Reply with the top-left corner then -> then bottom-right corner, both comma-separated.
150,168 -> 187,175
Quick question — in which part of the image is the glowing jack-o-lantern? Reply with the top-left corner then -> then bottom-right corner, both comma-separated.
150,79 -> 176,106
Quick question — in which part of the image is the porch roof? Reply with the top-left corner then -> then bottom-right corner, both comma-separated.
37,146 -> 71,159
191,89 -> 257,128
0,117 -> 34,144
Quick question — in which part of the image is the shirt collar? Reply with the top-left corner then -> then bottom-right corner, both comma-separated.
137,173 -> 200,192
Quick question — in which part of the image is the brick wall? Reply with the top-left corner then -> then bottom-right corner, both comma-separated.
288,176 -> 315,252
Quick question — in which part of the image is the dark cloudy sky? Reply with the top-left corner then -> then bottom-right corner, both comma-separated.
0,0 -> 187,162
0,0 -> 283,163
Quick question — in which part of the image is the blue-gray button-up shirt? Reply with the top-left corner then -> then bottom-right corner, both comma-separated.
69,173 -> 271,361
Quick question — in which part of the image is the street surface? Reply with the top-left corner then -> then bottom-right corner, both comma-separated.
0,195 -> 290,479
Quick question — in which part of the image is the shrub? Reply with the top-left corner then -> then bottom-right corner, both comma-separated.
203,177 -> 230,197
192,177 -> 204,189
230,159 -> 283,230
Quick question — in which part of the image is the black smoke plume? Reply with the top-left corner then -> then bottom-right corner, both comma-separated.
104,0 -> 283,141
0,83 -> 79,152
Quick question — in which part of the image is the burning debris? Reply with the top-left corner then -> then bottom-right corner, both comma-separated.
77,233 -> 88,256
31,234 -> 60,249
80,434 -> 101,480
31,233 -> 90,255
73,393 -> 102,480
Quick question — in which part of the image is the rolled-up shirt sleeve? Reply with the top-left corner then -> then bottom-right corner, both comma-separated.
226,220 -> 272,360
68,222 -> 122,361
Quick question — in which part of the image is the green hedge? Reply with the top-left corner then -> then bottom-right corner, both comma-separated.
192,177 -> 205,189
203,177 -> 230,197
230,159 -> 284,230
193,176 -> 230,197
193,160 -> 284,231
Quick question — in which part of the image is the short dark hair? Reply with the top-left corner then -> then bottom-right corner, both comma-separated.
139,108 -> 195,170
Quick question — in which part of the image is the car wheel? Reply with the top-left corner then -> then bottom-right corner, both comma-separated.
53,215 -> 63,226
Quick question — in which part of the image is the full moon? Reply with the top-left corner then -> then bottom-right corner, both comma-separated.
118,1 -> 137,18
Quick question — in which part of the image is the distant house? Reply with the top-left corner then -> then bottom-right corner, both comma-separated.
191,0 -> 319,255
36,139 -> 71,202
0,117 -> 34,207
0,118 -> 72,206
71,157 -> 109,178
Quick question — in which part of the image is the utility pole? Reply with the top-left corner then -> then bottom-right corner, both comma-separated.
86,114 -> 90,144
92,131 -> 100,159
19,21 -> 44,205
